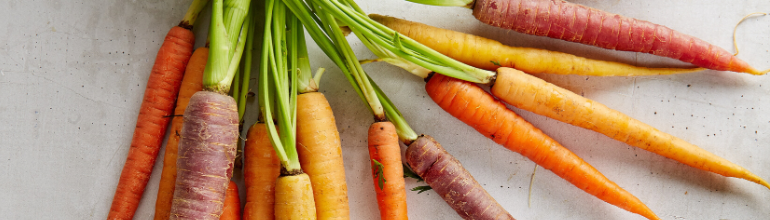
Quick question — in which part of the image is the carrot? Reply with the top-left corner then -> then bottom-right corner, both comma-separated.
370,14 -> 704,76
296,92 -> 351,220
274,173 -> 317,220
243,123 -> 281,220
170,91 -> 240,220
367,122 -> 408,220
405,135 -> 515,220
470,0 -> 768,74
284,1 -> 516,218
169,0 -> 252,218
425,73 -> 660,220
153,47 -> 208,220
259,1 -> 318,219
220,181 -> 242,220
107,8 -> 199,219
489,67 -> 770,189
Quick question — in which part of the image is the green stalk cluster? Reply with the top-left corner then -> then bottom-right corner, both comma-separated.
281,0 -> 419,143
259,0 -> 308,173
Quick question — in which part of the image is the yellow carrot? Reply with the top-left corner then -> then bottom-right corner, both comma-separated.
296,92 -> 350,220
275,173 -> 317,220
491,67 -> 770,189
370,14 -> 703,76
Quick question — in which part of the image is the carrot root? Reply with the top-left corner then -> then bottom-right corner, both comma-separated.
406,135 -> 516,220
154,47 -> 208,220
108,26 -> 194,220
274,173 -> 317,220
296,92 -> 351,220
371,14 -> 704,77
243,123 -> 281,220
472,0 -> 762,74
220,181 -> 242,220
426,73 -> 660,220
170,91 -> 239,220
491,67 -> 770,190
368,122 -> 408,220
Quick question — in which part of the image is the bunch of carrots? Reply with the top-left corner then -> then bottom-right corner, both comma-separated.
105,0 -> 768,219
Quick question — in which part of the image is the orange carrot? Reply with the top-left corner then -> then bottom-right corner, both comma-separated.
153,47 -> 208,220
425,73 -> 660,220
490,67 -> 770,189
243,123 -> 281,220
108,25 -> 194,220
220,181 -> 242,220
367,122 -> 408,220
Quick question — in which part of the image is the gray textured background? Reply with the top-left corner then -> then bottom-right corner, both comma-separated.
1,0 -> 769,219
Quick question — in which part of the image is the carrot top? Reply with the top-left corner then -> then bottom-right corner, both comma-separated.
259,0 -> 304,173
285,0 -> 495,84
283,0 -> 420,143
203,0 -> 252,94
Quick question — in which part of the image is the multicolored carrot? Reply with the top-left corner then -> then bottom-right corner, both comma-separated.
153,46 -> 208,220
281,3 -> 513,218
406,0 -> 768,74
490,67 -> 770,189
107,1 -> 205,219
426,73 -> 659,220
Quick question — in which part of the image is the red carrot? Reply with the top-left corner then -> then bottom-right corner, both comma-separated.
108,25 -> 194,220
406,135 -> 515,220
472,0 -> 767,74
170,91 -> 240,220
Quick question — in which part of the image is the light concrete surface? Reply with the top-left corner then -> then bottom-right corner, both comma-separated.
1,0 -> 769,219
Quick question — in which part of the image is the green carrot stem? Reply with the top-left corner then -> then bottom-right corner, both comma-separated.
238,2 -> 259,120
404,0 -> 474,8
180,0 -> 210,28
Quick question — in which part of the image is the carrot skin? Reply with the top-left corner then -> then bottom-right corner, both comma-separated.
275,173 -> 317,220
367,122 -> 408,220
243,123 -> 281,220
108,26 -> 194,220
154,47 -> 208,220
490,67 -> 770,190
426,74 -> 661,220
473,0 -> 762,74
370,14 -> 703,77
296,92 -> 350,220
170,91 -> 239,220
406,135 -> 515,220
220,181 -> 242,220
